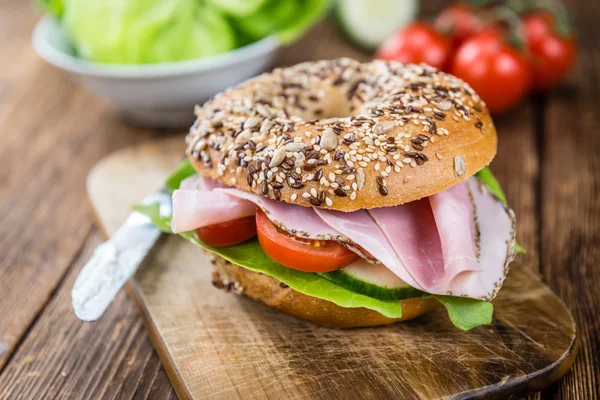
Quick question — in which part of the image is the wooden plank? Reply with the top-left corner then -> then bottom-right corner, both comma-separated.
484,99 -> 543,400
0,229 -> 177,400
490,105 -> 540,270
82,137 -> 576,399
539,0 -> 600,397
0,1 -> 170,369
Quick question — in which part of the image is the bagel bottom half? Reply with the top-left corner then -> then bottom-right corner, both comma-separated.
208,252 -> 441,329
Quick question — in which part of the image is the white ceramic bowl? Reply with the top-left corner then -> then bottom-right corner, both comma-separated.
32,17 -> 280,128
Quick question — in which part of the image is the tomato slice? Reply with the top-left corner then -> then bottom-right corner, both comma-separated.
256,208 -> 359,272
196,216 -> 257,247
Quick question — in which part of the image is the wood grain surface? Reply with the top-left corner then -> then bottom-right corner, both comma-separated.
0,0 -> 597,398
86,137 -> 577,399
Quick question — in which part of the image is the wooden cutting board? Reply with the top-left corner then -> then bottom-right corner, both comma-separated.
87,137 -> 578,400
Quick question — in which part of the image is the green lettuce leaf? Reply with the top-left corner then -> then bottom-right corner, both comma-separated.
59,0 -> 236,64
476,166 -> 526,254
180,231 -> 404,318
434,296 -> 494,331
44,0 -> 328,64
133,160 -> 521,330
132,203 -> 172,233
277,0 -> 332,44
132,201 -> 494,329
165,158 -> 197,194
475,167 -> 507,204
37,0 -> 64,19
232,0 -> 300,41
230,0 -> 332,44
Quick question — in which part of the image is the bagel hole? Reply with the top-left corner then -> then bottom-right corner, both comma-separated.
293,87 -> 354,121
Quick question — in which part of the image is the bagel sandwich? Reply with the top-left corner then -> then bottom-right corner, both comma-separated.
136,59 -> 522,330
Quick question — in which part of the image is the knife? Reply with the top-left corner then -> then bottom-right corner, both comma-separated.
72,190 -> 172,322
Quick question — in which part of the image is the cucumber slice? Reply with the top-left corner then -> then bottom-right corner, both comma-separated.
334,0 -> 419,50
320,259 -> 424,301
206,0 -> 268,17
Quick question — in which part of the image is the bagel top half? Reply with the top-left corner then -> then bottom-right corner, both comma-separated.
185,58 -> 497,212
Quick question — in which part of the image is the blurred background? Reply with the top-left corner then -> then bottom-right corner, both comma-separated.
32,0 -> 577,127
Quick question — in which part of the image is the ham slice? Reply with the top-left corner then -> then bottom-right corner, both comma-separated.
171,174 -> 516,300
428,181 -> 483,295
216,189 -> 342,241
179,174 -> 226,191
171,176 -> 255,233
216,188 -> 376,262
314,208 -> 426,290
368,199 -> 445,292
450,178 -> 516,299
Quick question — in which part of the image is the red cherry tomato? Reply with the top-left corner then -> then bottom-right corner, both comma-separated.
450,29 -> 531,115
256,209 -> 358,273
196,216 -> 257,247
523,11 -> 576,90
523,11 -> 553,46
435,3 -> 484,48
376,22 -> 452,71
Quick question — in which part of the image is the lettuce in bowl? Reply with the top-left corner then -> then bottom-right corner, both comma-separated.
37,0 -> 331,64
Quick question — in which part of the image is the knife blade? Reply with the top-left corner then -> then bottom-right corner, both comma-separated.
72,190 -> 172,322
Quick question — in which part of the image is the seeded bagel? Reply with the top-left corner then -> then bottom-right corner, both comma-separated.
186,58 -> 496,212
209,252 -> 441,329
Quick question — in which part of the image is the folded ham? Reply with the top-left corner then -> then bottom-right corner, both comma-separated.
171,178 -> 255,233
171,175 -> 516,300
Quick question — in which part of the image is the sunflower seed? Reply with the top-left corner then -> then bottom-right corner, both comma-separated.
356,168 -> 365,190
320,128 -> 338,151
373,120 -> 395,135
454,155 -> 466,176
269,147 -> 286,167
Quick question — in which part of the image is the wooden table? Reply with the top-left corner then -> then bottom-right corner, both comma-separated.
0,0 -> 597,398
